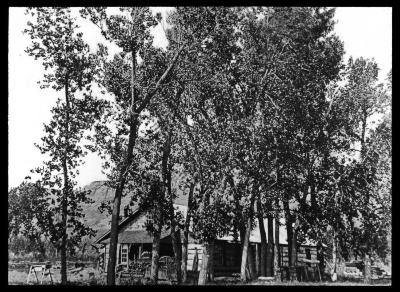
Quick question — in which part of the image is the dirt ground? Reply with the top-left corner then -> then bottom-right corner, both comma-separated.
8,267 -> 105,285
8,269 -> 391,286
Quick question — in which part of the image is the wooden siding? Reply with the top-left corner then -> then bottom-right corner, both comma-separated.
279,245 -> 318,267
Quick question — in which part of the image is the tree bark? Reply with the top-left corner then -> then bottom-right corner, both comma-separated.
284,197 -> 298,282
60,80 -> 70,285
331,229 -> 337,282
107,46 -> 138,285
162,127 -> 183,285
198,241 -> 211,285
284,199 -> 293,266
240,217 -> 253,282
274,208 -> 281,282
240,187 -> 257,282
171,228 -> 182,284
289,216 -> 299,281
257,199 -> 267,277
182,182 -> 195,283
266,215 -> 274,277
208,239 -> 215,282
364,251 -> 371,284
150,221 -> 161,284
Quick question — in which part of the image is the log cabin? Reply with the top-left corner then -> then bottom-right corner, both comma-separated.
94,195 -> 319,277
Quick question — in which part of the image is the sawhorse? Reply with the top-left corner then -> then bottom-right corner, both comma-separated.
26,264 -> 53,284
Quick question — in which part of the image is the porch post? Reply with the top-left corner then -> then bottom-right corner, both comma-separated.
255,244 -> 260,276
116,243 -> 120,265
128,244 -> 131,267
139,244 -> 143,259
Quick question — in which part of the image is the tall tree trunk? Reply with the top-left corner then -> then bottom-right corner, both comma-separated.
61,80 -> 70,285
182,182 -> 195,283
167,160 -> 182,284
208,239 -> 215,282
198,241 -> 211,285
284,199 -> 293,266
171,228 -> 182,284
364,251 -> 371,284
266,215 -> 274,277
107,46 -> 138,285
289,218 -> 298,281
257,199 -> 267,277
240,188 -> 257,282
240,217 -> 253,282
274,207 -> 281,282
150,211 -> 162,284
331,229 -> 337,282
290,224 -> 297,281
240,218 -> 255,282
360,115 -> 372,285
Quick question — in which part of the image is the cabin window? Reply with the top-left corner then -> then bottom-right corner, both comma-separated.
121,245 -> 128,264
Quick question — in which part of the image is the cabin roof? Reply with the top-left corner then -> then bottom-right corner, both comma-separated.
101,230 -> 172,244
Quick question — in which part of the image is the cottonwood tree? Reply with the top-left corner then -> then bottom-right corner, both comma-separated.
126,129 -> 171,284
210,7 -> 345,281
163,7 -> 247,284
8,182 -> 52,259
80,7 -> 190,284
24,7 -> 107,284
252,7 -> 344,281
81,6 -> 227,284
335,61 -> 391,283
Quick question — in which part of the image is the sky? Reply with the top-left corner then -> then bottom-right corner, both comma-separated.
8,7 -> 392,190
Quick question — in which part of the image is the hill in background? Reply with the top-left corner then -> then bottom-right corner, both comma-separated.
81,179 -> 189,239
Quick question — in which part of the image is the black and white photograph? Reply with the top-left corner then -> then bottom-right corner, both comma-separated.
8,6 -> 392,286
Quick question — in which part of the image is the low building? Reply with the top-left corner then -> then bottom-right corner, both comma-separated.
94,198 -> 318,277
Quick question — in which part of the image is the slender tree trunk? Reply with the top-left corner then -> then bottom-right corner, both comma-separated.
257,199 -> 267,277
61,80 -> 70,285
181,239 -> 188,283
267,215 -> 274,277
284,199 -> 293,266
331,229 -> 337,282
107,46 -> 138,285
364,251 -> 371,284
284,196 -> 298,282
167,163 -> 182,284
208,239 -> 215,282
162,127 -> 182,284
182,182 -> 195,283
316,241 -> 325,279
239,225 -> 254,279
360,115 -> 367,159
240,188 -> 257,282
290,219 -> 298,281
198,242 -> 210,285
171,228 -> 182,283
360,115 -> 372,285
274,208 -> 281,282
240,217 -> 253,282
150,221 -> 161,284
